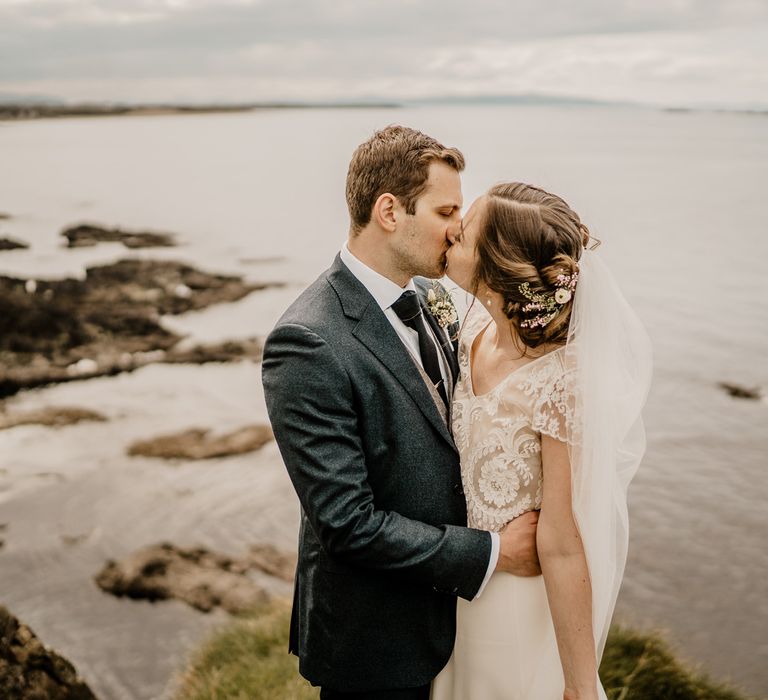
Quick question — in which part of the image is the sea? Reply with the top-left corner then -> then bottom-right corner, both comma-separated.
0,104 -> 766,699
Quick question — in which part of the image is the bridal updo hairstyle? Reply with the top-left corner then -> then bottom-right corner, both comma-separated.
346,125 -> 465,234
473,182 -> 592,349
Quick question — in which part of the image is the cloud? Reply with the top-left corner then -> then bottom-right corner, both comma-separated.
0,0 -> 766,107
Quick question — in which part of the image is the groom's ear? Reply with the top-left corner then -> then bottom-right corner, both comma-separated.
372,192 -> 399,233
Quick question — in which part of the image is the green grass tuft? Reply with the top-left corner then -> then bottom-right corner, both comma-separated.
175,601 -> 754,700
600,626 -> 752,700
173,599 -> 319,700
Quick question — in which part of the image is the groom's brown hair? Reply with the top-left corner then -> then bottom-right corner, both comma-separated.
346,125 -> 465,234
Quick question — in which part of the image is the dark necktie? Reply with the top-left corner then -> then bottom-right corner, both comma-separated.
391,290 -> 448,408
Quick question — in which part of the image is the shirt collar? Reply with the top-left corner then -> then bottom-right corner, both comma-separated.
340,242 -> 416,311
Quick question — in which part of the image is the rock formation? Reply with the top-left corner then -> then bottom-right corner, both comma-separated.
94,543 -> 291,614
0,406 -> 107,430
0,236 -> 29,251
0,606 -> 98,699
61,224 -> 176,249
127,424 -> 273,460
718,382 -> 762,400
0,259 -> 279,397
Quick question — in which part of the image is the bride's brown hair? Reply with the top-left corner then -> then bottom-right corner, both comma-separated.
472,182 -> 594,349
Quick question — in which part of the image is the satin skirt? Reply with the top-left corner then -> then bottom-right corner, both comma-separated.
431,572 -> 565,700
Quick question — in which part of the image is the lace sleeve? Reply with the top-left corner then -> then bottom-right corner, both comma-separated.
529,352 -> 578,443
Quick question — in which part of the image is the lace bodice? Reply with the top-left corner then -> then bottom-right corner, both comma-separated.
452,306 -> 576,532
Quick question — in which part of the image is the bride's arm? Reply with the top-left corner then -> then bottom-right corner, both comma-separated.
538,433 -> 599,700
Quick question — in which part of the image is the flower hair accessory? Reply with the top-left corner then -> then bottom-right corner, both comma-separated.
426,283 -> 458,328
518,269 -> 579,329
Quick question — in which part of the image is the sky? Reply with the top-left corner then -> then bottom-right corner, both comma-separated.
1,0 -> 767,109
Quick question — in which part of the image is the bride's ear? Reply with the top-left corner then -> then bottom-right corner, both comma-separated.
372,193 -> 398,232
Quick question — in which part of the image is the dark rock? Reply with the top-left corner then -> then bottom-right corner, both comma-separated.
127,424 -> 273,460
718,382 -> 762,400
61,224 -> 176,249
0,406 -> 107,430
0,213 -> 11,220
163,338 -> 263,365
60,533 -> 89,547
0,259 -> 281,397
0,237 -> 28,251
0,605 -> 98,699
94,543 -> 272,614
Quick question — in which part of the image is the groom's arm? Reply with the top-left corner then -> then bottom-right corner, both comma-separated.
262,322 -> 492,601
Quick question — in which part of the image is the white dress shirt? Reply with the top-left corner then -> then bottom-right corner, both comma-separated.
339,244 -> 500,598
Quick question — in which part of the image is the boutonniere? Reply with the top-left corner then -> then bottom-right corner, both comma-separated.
426,283 -> 458,329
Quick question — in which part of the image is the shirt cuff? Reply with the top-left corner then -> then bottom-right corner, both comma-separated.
473,531 -> 499,599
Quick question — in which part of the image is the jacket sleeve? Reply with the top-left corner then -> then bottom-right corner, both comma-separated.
261,322 -> 491,600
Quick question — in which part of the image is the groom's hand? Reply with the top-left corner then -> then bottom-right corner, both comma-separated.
495,510 -> 541,576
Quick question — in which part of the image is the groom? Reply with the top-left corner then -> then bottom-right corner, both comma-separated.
262,125 -> 540,699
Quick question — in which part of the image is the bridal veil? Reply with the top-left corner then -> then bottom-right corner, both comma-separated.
564,249 -> 653,658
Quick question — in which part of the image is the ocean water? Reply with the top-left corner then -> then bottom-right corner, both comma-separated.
0,105 -> 766,699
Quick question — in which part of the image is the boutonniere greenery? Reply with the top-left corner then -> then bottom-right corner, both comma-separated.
426,283 -> 458,329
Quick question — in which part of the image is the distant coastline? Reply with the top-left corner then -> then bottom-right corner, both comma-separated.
1,95 -> 766,122
0,101 -> 401,121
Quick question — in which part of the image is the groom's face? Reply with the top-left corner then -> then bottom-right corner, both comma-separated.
393,160 -> 462,279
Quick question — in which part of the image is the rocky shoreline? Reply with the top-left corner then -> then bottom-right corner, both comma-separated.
0,102 -> 399,121
0,218 -> 296,697
0,256 -> 281,397
0,607 -> 98,700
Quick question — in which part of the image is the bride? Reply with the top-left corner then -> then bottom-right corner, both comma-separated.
431,183 -> 652,700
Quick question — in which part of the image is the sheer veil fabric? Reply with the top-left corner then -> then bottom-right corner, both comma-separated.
564,249 -> 653,661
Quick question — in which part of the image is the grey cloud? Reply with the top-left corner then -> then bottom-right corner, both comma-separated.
1,0 -> 766,104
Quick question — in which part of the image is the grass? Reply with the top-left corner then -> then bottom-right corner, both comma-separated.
174,600 -> 754,700
600,626 -> 752,700
173,599 -> 319,700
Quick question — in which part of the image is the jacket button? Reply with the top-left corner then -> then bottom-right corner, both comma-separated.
453,483 -> 464,496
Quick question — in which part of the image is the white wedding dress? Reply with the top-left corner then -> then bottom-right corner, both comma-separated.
432,250 -> 652,700
431,304 -> 572,700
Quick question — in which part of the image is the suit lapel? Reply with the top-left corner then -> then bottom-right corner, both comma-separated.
352,311 -> 455,446
327,256 -> 456,450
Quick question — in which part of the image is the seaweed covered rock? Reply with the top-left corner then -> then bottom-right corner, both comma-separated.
0,259 -> 278,396
0,406 -> 107,430
127,424 -> 273,460
61,224 -> 176,249
94,543 -> 276,614
0,236 -> 29,251
0,605 -> 98,700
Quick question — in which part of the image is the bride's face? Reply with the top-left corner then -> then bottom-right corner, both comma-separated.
446,195 -> 487,291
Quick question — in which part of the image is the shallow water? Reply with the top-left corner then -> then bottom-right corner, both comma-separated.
0,105 -> 766,698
